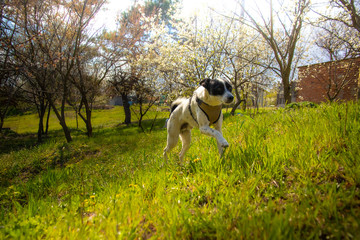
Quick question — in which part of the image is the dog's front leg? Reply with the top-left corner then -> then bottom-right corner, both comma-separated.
199,125 -> 229,151
213,122 -> 228,156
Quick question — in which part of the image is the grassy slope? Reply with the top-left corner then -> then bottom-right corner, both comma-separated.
0,103 -> 359,239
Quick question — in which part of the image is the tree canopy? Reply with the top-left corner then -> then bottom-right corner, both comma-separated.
1,0 -> 358,141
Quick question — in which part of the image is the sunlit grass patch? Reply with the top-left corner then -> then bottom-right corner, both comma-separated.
1,102 -> 359,239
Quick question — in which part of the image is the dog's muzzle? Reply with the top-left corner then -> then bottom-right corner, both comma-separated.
225,94 -> 234,104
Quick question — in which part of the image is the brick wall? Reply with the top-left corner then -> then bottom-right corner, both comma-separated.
297,58 -> 360,103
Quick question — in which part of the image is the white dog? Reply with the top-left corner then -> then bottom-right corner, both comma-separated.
163,78 -> 234,161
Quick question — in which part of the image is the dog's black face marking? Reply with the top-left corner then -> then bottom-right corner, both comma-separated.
211,81 -> 225,96
200,78 -> 233,96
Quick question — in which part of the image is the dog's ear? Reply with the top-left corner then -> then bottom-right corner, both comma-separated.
199,78 -> 210,89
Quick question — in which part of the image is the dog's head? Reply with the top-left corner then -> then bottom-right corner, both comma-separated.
195,78 -> 234,106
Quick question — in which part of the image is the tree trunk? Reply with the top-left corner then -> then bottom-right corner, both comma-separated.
136,112 -> 145,133
86,119 -> 92,137
84,102 -> 93,137
0,114 -> 5,133
37,103 -> 46,143
230,100 -> 241,116
241,90 -> 248,111
282,79 -> 292,104
121,93 -> 131,124
48,99 -> 72,143
241,99 -> 247,111
37,115 -> 44,143
282,68 -> 292,104
231,87 -> 242,115
79,110 -> 93,137
77,97 -> 93,137
0,105 -> 8,132
75,108 -> 79,129
60,119 -> 72,143
45,103 -> 51,135
35,97 -> 48,143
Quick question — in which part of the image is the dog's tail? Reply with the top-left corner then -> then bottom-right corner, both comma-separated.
170,97 -> 187,114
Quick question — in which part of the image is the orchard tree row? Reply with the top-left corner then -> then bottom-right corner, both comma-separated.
1,0 -> 359,142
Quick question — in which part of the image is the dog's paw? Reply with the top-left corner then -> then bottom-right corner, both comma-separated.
219,144 -> 229,157
221,140 -> 229,148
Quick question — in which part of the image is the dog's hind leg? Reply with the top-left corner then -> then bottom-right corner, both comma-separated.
163,126 -> 180,161
179,130 -> 191,161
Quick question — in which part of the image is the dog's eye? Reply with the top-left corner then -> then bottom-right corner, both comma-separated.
225,83 -> 232,92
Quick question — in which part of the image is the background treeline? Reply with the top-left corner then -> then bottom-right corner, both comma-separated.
1,0 -> 359,143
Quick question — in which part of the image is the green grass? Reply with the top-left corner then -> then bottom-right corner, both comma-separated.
1,102 -> 360,239
2,105 -> 158,134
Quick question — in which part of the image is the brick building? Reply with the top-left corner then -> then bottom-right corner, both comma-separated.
297,57 -> 360,103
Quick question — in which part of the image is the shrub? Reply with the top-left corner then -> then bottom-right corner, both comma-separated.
285,101 -> 318,109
